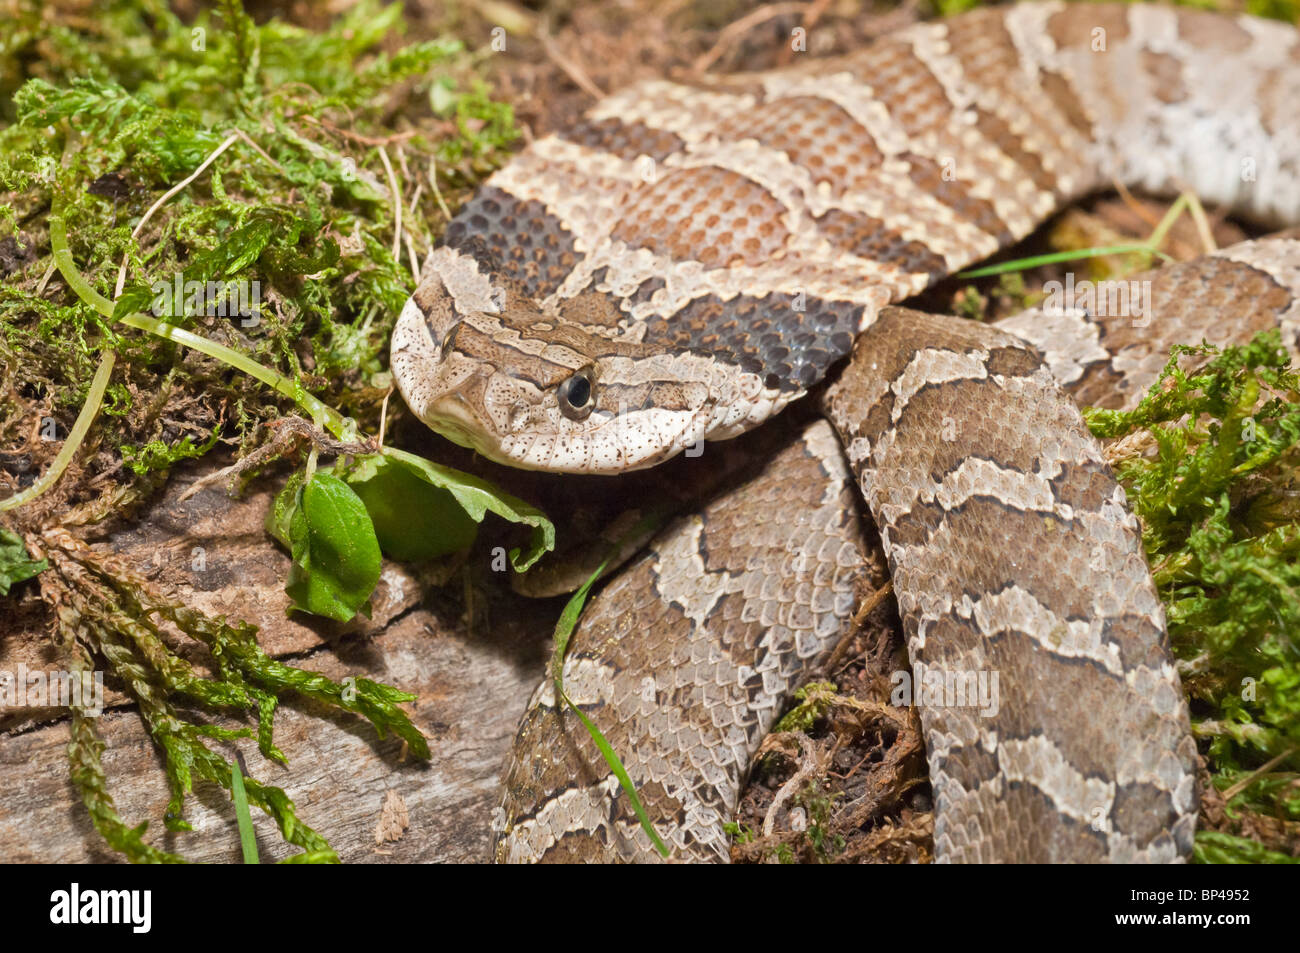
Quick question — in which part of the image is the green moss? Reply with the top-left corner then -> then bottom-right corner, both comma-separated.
774,681 -> 839,733
0,0 -> 521,862
723,821 -> 756,845
928,0 -> 985,16
794,781 -> 846,862
1195,832 -> 1300,864
119,431 -> 221,475
0,0 -> 517,471
1086,331 -> 1300,860
1246,0 -> 1300,21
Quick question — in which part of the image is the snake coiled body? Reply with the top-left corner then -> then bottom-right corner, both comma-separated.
389,2 -> 1300,861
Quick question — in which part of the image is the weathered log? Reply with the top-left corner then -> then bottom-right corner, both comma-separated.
0,463 -> 551,863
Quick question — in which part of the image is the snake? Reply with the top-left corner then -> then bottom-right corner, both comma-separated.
388,1 -> 1300,862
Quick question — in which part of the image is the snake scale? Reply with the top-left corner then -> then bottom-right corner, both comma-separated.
389,2 -> 1300,861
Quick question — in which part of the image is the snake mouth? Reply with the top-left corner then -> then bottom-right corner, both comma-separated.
422,394 -> 495,453
423,396 -> 707,473
418,385 -> 534,468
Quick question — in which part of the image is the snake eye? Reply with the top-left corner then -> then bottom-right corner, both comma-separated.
557,368 -> 595,421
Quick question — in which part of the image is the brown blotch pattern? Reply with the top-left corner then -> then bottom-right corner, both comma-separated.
1176,5 -> 1253,52
438,0 -> 1300,864
643,291 -> 860,391
558,117 -> 685,162
973,107 -> 1061,196
442,186 -> 578,298
1079,254 -> 1293,408
902,152 -> 1014,245
942,7 -> 1023,83
610,166 -> 791,267
823,308 -> 1195,860
1257,65 -> 1300,138
816,208 -> 950,281
848,36 -> 956,137
496,422 -> 872,861
558,289 -> 630,329
1046,3 -> 1132,50
984,344 -> 1043,379
1038,69 -> 1097,140
1141,48 -> 1189,104
713,95 -> 885,195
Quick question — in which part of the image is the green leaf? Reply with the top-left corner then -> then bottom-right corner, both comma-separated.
344,454 -> 478,562
0,529 -> 47,596
230,758 -> 260,864
278,470 -> 382,622
375,448 -> 555,570
266,470 -> 305,549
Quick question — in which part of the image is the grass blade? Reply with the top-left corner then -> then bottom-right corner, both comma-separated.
957,243 -> 1173,278
549,512 -> 670,859
230,758 -> 260,865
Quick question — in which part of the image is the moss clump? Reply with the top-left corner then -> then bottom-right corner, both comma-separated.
0,0 -> 520,861
1087,331 -> 1300,862
1,0 -> 517,495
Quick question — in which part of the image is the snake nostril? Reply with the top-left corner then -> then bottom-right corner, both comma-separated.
508,399 -> 532,431
439,321 -> 461,360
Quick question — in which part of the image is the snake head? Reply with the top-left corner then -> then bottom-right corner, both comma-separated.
391,249 -> 774,472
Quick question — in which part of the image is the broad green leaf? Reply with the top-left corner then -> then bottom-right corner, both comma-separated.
345,454 -> 478,562
0,529 -> 47,596
280,471 -> 382,622
368,448 -> 554,570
